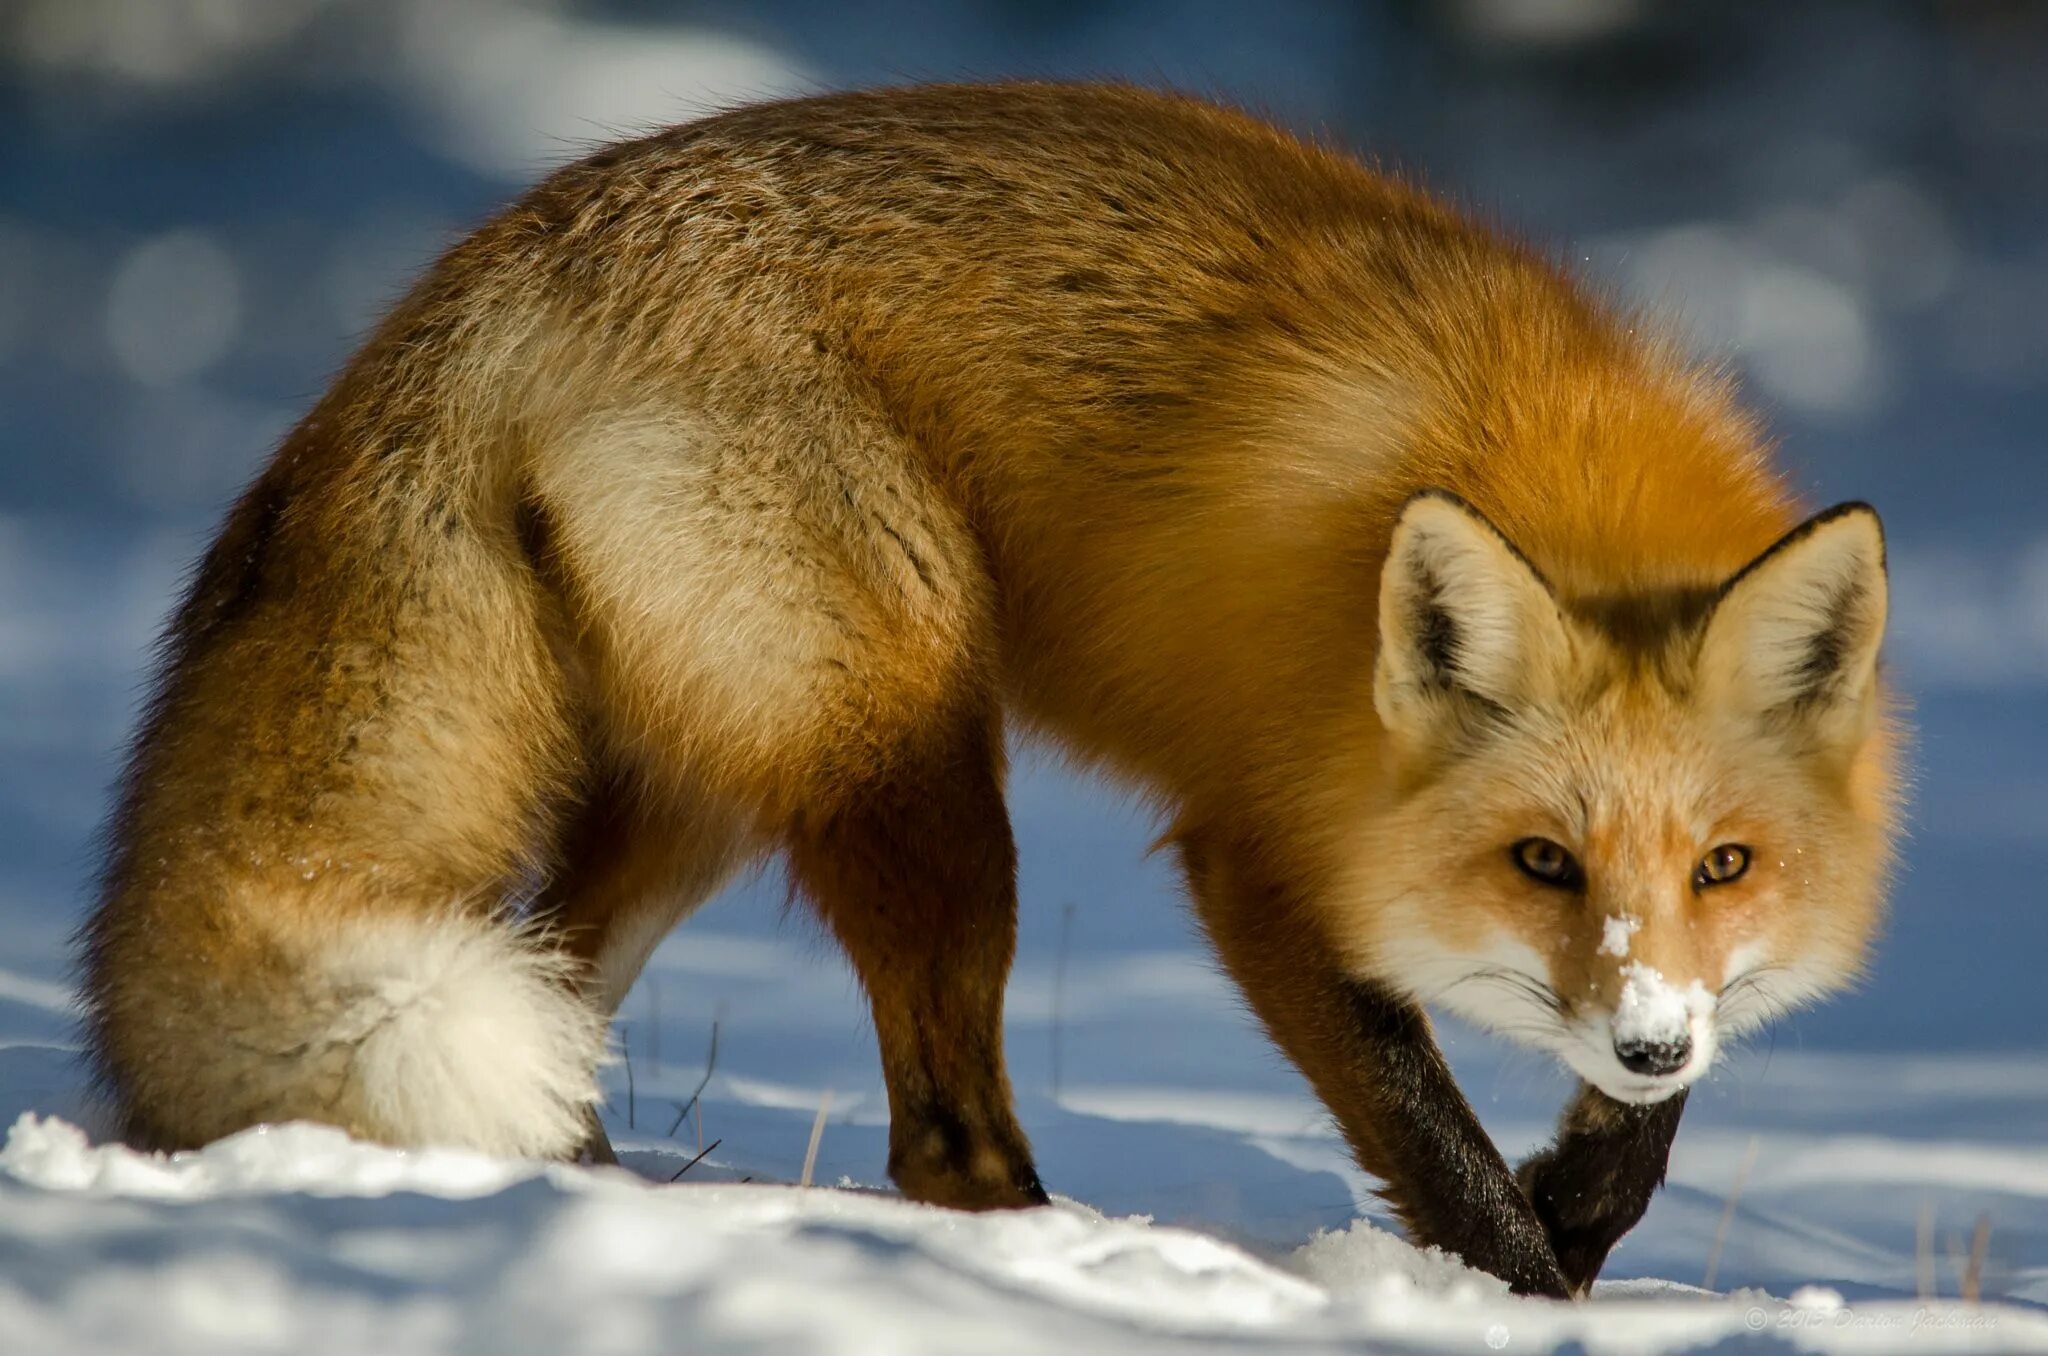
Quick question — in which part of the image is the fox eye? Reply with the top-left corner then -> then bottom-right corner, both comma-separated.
1694,844 -> 1750,889
1511,837 -> 1582,888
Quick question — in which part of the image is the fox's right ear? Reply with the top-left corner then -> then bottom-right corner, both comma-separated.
1374,492 -> 1569,746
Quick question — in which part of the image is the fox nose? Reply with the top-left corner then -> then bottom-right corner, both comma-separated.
1614,1033 -> 1691,1077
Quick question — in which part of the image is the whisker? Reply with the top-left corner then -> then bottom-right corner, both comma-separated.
1716,961 -> 1819,1037
1426,966 -> 1574,1049
1457,966 -> 1568,1017
1719,962 -> 1792,1002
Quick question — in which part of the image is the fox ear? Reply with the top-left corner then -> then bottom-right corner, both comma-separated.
1698,503 -> 1888,750
1374,492 -> 1569,743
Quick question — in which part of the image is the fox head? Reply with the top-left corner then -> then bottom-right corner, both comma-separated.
1350,491 -> 1898,1105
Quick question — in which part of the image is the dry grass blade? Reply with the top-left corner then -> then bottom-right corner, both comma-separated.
622,1024 -> 636,1131
800,1090 -> 834,1189
667,1020 -> 722,1139
646,976 -> 662,1078
1051,900 -> 1075,1102
1702,1134 -> 1760,1292
1916,1199 -> 1936,1301
1962,1213 -> 1991,1303
668,1137 -> 723,1183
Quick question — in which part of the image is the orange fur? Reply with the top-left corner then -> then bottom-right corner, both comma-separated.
78,83 -> 1900,1292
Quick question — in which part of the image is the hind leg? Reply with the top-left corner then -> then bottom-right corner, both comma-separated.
534,765 -> 752,1018
531,764 -> 752,1162
528,364 -> 1031,1202
786,703 -> 1045,1211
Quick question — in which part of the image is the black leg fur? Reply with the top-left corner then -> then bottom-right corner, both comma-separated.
1516,1083 -> 1688,1295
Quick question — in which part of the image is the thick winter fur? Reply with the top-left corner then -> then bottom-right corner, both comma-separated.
79,83 -> 1901,1295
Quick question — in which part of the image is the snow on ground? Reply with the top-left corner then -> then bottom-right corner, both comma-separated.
2,902 -> 2044,1354
1,1108 -> 2041,1356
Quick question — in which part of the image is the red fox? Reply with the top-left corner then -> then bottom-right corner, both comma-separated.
79,82 -> 1899,1296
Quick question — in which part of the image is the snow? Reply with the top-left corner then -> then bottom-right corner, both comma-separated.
1613,962 -> 1715,1048
4,1109 -> 2044,1355
1600,915 -> 1639,958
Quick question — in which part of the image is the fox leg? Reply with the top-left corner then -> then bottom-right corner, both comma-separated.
785,705 -> 1047,1212
534,766 -> 750,1018
1515,1083 -> 1688,1295
529,766 -> 752,1162
526,367 -> 1027,1202
1178,828 -> 1569,1297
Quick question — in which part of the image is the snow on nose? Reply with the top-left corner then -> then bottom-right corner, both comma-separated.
1613,961 -> 1713,1062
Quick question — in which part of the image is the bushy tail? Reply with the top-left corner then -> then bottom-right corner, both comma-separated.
298,910 -> 611,1157
77,402 -> 619,1158
92,906 -> 610,1161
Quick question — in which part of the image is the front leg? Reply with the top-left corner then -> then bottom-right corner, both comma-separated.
1180,831 -> 1569,1297
1516,1083 -> 1687,1295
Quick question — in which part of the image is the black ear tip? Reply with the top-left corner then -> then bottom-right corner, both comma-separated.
1818,500 -> 1882,531
1393,488 -> 1482,532
1817,500 -> 1887,568
1721,500 -> 1888,600
1805,499 -> 1883,539
1390,490 -> 1553,595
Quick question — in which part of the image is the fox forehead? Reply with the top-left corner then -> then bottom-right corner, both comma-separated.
1481,674 -> 1742,846
1564,585 -> 1722,675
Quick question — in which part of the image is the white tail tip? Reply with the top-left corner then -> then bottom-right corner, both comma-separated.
302,911 -> 610,1159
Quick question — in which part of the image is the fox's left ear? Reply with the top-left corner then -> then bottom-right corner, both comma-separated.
1698,503 -> 1888,751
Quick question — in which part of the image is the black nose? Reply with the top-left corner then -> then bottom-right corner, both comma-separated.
1614,1034 -> 1691,1077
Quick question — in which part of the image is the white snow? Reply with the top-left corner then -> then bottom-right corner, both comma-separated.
3,1110 -> 2044,1355
1600,915 -> 1640,958
1613,961 -> 1715,1047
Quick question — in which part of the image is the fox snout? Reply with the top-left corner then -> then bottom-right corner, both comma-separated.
1564,960 -> 1719,1103
1614,1032 -> 1690,1078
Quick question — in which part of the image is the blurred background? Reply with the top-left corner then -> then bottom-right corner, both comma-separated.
2,0 -> 2046,1269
